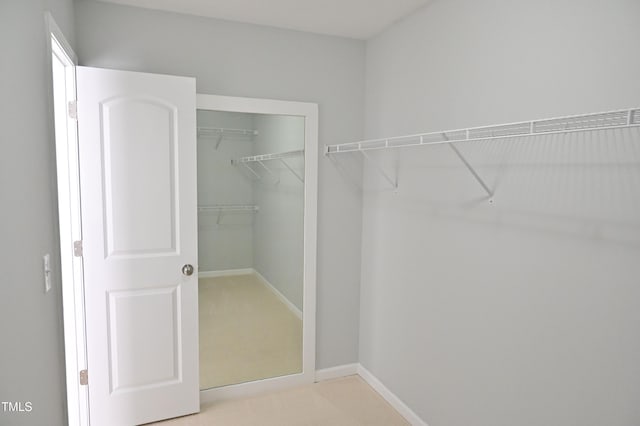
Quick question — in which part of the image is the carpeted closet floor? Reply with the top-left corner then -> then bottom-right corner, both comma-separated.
198,273 -> 302,390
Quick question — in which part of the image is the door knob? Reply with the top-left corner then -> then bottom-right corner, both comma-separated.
182,264 -> 194,276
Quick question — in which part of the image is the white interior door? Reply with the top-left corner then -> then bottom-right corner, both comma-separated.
76,66 -> 199,426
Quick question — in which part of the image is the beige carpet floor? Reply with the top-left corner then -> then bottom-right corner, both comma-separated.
199,274 -> 302,390
151,376 -> 409,425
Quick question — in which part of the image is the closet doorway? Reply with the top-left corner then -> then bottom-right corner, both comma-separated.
196,95 -> 318,400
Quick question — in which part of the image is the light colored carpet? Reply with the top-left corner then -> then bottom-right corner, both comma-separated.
199,274 -> 302,390
150,376 -> 409,425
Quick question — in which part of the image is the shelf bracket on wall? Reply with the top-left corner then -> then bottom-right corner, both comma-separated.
257,160 -> 280,184
241,162 -> 262,179
215,133 -> 224,150
361,148 -> 398,191
279,158 -> 304,183
231,150 -> 304,184
216,211 -> 224,225
448,144 -> 493,201
442,133 -> 494,202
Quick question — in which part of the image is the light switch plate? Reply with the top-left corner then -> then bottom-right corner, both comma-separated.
44,254 -> 52,292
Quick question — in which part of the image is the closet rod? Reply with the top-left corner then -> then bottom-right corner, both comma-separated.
326,107 -> 640,154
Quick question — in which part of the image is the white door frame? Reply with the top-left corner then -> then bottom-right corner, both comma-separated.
46,12 -> 90,426
196,94 -> 318,403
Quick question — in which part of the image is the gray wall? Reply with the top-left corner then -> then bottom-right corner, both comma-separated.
361,0 -> 640,425
197,110 -> 255,272
252,114 -> 305,311
0,0 -> 76,425
75,0 -> 365,369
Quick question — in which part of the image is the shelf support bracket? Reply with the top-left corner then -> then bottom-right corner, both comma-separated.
326,154 -> 364,192
279,158 -> 304,183
215,132 -> 224,150
233,159 -> 262,180
257,160 -> 280,184
360,149 -> 397,190
244,163 -> 262,179
447,142 -> 493,200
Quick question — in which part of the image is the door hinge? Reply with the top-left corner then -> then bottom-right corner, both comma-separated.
79,369 -> 88,386
68,100 -> 78,120
73,240 -> 83,257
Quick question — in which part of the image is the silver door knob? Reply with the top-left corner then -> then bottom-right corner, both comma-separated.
182,264 -> 194,276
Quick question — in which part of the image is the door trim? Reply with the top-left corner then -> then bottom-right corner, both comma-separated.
196,94 -> 318,403
47,12 -> 89,426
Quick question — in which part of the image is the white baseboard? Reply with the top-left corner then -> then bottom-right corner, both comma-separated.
313,363 -> 427,426
253,270 -> 302,320
357,364 -> 428,426
198,268 -> 253,278
315,363 -> 359,382
200,372 -> 311,405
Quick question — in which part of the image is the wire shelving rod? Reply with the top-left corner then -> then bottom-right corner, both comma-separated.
197,127 -> 258,149
197,205 -> 259,225
197,205 -> 259,212
232,149 -> 304,164
325,108 -> 640,154
231,149 -> 305,183
325,107 -> 640,201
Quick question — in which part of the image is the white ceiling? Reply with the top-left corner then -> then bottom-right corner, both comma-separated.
93,0 -> 432,40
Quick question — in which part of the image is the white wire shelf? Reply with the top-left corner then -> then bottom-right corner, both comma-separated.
198,127 -> 258,137
198,127 -> 258,149
198,205 -> 259,212
231,149 -> 305,183
326,108 -> 640,154
197,205 -> 259,225
232,149 -> 304,164
325,107 -> 640,201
